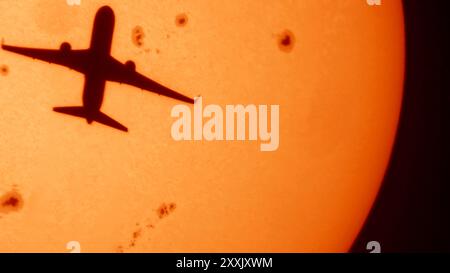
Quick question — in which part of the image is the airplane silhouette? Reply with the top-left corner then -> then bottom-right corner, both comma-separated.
1,6 -> 194,132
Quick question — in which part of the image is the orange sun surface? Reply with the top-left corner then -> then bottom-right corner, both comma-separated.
0,0 -> 404,252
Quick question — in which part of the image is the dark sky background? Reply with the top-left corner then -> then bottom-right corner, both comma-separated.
351,0 -> 448,253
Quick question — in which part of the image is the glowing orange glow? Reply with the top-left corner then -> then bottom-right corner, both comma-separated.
0,0 -> 404,252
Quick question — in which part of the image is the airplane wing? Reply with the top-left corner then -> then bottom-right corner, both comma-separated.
105,57 -> 194,104
2,41 -> 89,73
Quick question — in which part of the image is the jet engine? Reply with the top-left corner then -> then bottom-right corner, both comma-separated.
60,42 -> 71,53
125,60 -> 136,71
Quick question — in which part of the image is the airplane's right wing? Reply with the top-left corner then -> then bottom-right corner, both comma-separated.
104,57 -> 194,104
2,42 -> 89,73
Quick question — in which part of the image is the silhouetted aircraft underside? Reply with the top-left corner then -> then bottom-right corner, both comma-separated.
2,6 -> 194,132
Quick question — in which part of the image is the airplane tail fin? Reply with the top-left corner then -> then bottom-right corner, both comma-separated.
53,106 -> 128,132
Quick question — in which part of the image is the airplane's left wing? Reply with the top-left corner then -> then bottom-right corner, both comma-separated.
2,42 -> 89,73
105,57 -> 194,104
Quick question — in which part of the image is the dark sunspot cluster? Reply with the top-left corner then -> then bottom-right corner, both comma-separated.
132,25 -> 145,47
0,190 -> 24,214
0,65 -> 9,76
277,29 -> 296,53
175,13 -> 188,27
157,202 -> 177,219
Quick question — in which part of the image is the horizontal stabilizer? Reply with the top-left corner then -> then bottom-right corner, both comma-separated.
53,106 -> 86,118
53,106 -> 128,132
95,111 -> 128,132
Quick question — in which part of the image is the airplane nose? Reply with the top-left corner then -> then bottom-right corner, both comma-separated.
98,6 -> 114,17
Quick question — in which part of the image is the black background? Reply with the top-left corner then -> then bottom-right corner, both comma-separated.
351,0 -> 448,252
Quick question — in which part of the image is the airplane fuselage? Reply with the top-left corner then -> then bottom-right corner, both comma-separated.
83,6 -> 115,123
